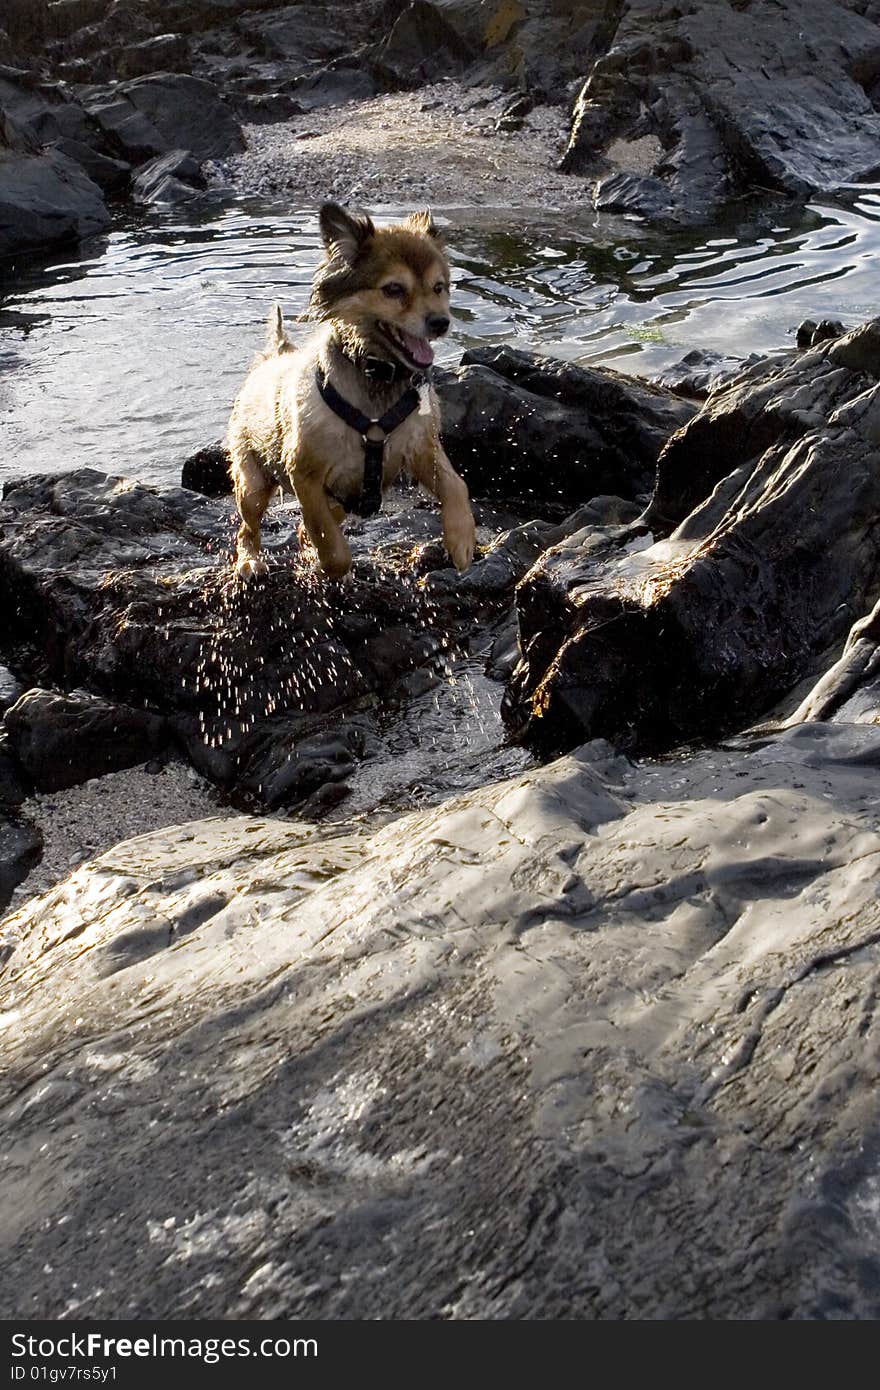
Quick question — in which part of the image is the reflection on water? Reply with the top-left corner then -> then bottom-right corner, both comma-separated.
1,191 -> 878,489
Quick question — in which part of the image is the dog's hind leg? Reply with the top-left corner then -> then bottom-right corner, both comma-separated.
410,444 -> 476,571
232,447 -> 275,579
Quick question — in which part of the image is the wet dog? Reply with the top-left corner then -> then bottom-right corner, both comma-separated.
226,202 -> 476,579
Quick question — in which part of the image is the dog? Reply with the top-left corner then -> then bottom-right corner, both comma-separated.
226,202 -> 476,580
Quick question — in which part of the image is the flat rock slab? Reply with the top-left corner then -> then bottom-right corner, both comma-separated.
505,319 -> 880,755
2,721 -> 880,1317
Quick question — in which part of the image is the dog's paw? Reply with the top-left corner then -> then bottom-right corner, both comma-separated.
318,550 -> 353,580
444,516 -> 476,572
235,553 -> 269,580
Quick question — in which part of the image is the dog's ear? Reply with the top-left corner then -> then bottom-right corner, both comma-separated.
406,209 -> 443,245
319,202 -> 374,262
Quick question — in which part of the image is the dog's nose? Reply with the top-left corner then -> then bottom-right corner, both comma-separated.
426,314 -> 450,338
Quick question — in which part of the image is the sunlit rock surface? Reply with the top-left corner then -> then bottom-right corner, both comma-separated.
2,722 -> 880,1318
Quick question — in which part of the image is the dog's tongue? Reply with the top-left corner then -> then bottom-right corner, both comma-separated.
400,331 -> 434,367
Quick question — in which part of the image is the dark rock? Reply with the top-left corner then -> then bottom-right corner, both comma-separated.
496,93 -> 534,133
283,64 -> 377,110
369,0 -> 476,88
0,109 -> 109,258
796,317 -> 846,351
5,687 -> 169,791
562,0 -> 880,225
0,811 -> 40,912
118,33 -> 191,79
0,74 -> 102,148
593,169 -> 675,220
235,4 -> 359,65
436,345 -> 696,513
46,0 -> 115,42
49,136 -> 130,191
181,443 -> 233,497
434,0 -> 614,98
131,148 -> 207,204
0,72 -> 130,189
80,73 -> 244,164
504,317 -> 880,754
0,732 -> 30,807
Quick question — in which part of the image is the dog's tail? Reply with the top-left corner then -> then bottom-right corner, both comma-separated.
264,301 -> 294,357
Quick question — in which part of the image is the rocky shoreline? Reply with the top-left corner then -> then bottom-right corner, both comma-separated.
4,1 -> 880,259
4,0 -> 880,1324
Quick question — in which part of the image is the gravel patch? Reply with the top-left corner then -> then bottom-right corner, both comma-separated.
206,82 -> 591,209
8,760 -> 237,910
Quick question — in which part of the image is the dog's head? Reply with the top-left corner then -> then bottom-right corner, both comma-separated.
309,202 -> 451,371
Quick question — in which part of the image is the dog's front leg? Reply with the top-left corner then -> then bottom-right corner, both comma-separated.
294,474 -> 352,578
411,445 -> 476,571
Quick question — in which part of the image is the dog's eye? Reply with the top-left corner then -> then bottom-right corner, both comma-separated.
433,282 -> 447,296
381,282 -> 406,299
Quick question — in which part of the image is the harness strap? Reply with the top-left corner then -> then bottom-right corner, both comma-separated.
315,366 -> 424,518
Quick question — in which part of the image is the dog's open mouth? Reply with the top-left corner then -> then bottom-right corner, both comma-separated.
378,322 -> 435,368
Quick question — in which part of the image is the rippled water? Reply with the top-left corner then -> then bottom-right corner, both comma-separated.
1,191 -> 878,490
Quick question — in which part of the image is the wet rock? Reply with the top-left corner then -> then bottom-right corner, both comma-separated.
0,109 -> 109,257
0,665 -> 24,715
4,688 -> 169,792
653,348 -> 772,401
796,318 -> 846,351
0,733 -> 30,808
181,443 -> 232,497
593,169 -> 674,220
437,344 -> 695,513
505,317 -> 880,755
131,148 -> 207,204
0,469 -> 515,809
4,722 -> 880,1315
562,0 -> 880,225
80,73 -> 244,164
0,811 -> 40,912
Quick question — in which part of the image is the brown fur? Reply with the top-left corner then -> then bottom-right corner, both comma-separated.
227,203 -> 476,580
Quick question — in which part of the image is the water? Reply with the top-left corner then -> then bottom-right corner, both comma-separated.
2,191 -> 879,491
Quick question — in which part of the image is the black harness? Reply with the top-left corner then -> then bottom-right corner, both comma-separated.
315,363 -> 425,518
